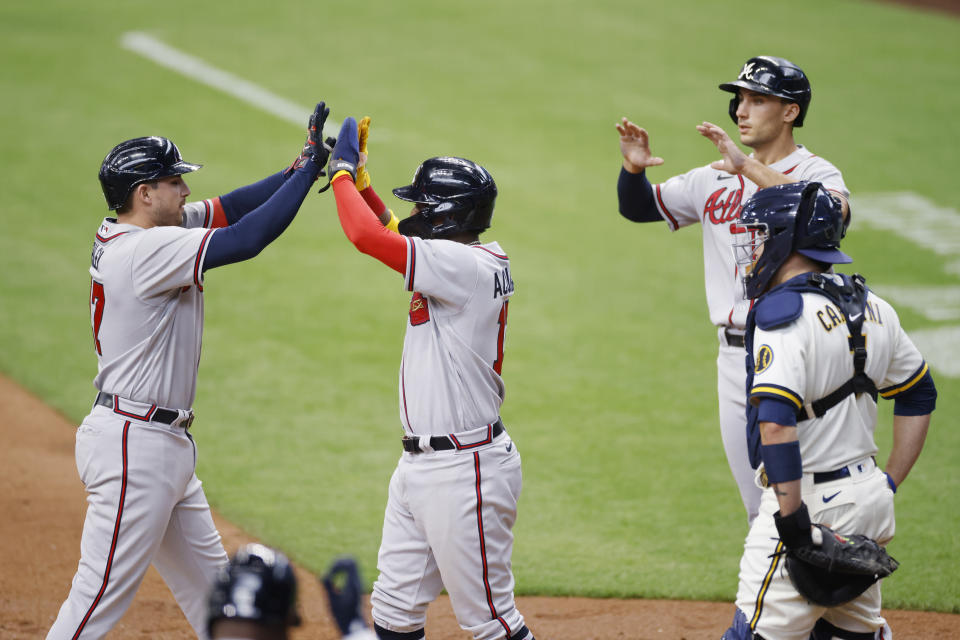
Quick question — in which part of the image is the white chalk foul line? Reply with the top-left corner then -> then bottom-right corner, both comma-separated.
120,31 -> 340,138
853,191 -> 960,377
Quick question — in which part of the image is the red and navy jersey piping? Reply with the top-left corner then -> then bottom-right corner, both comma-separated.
406,238 -> 417,292
95,231 -> 128,243
193,229 -> 215,290
473,246 -> 508,260
654,183 -> 680,229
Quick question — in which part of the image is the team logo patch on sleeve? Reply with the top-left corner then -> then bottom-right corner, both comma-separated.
409,292 -> 430,326
755,344 -> 774,374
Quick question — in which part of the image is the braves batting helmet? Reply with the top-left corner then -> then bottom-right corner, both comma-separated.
393,157 -> 497,239
98,136 -> 201,210
206,544 -> 301,636
734,181 -> 851,299
719,56 -> 812,127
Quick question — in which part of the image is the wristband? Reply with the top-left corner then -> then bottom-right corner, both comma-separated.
760,441 -> 803,484
385,210 -> 400,233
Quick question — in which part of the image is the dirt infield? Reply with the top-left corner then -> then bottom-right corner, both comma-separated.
3,375 -> 959,639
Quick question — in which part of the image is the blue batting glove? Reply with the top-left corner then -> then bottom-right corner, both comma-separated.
328,117 -> 359,182
885,472 -> 897,494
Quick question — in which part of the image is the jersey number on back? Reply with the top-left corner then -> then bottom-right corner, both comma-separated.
90,279 -> 105,356
494,301 -> 509,375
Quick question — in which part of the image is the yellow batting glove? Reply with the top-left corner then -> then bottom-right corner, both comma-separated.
356,116 -> 372,191
385,209 -> 400,233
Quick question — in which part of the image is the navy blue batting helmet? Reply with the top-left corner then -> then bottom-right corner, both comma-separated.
98,136 -> 201,210
206,544 -> 301,636
394,157 -> 497,239
734,181 -> 851,299
719,56 -> 812,127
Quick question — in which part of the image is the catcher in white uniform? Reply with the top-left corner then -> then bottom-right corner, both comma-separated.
48,102 -> 332,639
616,56 -> 850,523
721,182 -> 936,640
327,117 -> 535,640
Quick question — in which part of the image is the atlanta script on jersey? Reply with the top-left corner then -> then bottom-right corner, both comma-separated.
653,146 -> 848,329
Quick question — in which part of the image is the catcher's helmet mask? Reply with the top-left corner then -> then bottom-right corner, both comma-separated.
719,56 -> 812,127
734,181 -> 851,299
394,156 -> 497,239
99,136 -> 201,211
206,543 -> 301,635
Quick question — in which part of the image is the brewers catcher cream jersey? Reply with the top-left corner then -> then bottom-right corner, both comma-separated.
653,146 -> 848,329
399,237 -> 513,435
749,278 -> 927,471
88,201 -> 219,409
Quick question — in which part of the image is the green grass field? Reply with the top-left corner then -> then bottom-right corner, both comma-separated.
2,0 -> 958,612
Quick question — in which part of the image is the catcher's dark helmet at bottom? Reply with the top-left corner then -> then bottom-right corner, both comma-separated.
206,543 -> 301,636
733,181 -> 851,299
719,56 -> 812,127
393,156 -> 497,239
98,136 -> 201,210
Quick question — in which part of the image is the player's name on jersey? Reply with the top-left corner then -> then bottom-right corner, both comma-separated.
816,300 -> 883,332
493,265 -> 514,298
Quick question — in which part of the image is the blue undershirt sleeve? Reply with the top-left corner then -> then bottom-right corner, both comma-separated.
617,167 -> 662,223
219,171 -> 287,224
893,370 -> 937,416
757,397 -> 798,427
203,161 -> 320,270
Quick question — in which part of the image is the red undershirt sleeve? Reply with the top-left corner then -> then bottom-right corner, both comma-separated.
359,185 -> 387,216
332,174 -> 407,274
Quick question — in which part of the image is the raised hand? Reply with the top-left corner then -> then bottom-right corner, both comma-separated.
286,101 -> 331,177
328,117 -> 359,183
356,116 -> 372,190
697,121 -> 747,175
616,117 -> 664,174
321,556 -> 368,636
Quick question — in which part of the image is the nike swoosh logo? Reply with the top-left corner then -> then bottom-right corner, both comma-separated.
822,491 -> 841,503
506,442 -> 513,452
849,313 -> 863,322
717,175 -> 735,180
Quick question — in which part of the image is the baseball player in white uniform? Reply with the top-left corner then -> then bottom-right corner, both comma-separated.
326,117 -> 535,640
721,182 -> 936,640
48,102 -> 332,639
616,56 -> 850,523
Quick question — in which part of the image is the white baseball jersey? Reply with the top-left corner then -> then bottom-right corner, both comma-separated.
398,237 -> 514,435
735,277 -> 927,639
49,199 -> 228,640
749,279 -> 927,471
371,236 -> 529,640
88,201 -> 218,409
653,146 -> 848,329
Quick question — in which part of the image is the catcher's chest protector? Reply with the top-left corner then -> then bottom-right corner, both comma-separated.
744,272 -> 875,468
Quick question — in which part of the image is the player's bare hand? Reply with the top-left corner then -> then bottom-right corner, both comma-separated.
697,121 -> 747,175
616,117 -> 664,174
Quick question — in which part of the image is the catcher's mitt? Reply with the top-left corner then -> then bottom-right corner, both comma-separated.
785,524 -> 899,607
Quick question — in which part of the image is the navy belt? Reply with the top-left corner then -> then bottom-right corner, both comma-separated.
402,419 -> 505,453
724,328 -> 745,348
813,467 -> 851,483
95,392 -> 190,427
